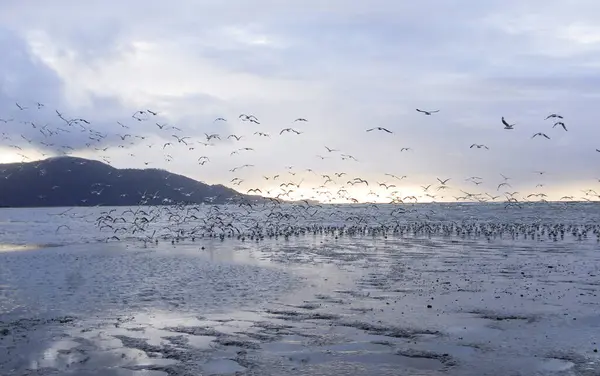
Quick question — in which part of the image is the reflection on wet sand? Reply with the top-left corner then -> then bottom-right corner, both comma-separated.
2,232 -> 599,375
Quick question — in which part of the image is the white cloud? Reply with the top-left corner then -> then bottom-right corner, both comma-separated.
1,0 -> 599,203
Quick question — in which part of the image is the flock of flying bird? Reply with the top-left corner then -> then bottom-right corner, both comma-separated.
1,100 -> 599,243
0,102 -> 600,244
1,102 -> 599,206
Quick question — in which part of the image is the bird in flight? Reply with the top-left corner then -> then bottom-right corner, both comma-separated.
416,109 -> 439,115
385,173 -> 406,180
239,114 -> 260,124
366,127 -> 392,133
470,144 -> 489,149
553,122 -> 567,131
325,146 -> 338,153
532,132 -> 550,139
214,117 -> 226,122
502,117 -> 515,130
437,178 -> 451,185
172,135 -> 190,145
497,182 -> 512,191
545,113 -> 563,120
294,118 -> 308,122
280,128 -> 302,135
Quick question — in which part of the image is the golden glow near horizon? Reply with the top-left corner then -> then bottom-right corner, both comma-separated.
2,149 -> 598,204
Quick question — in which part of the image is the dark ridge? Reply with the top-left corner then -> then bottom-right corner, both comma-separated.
0,156 -> 266,207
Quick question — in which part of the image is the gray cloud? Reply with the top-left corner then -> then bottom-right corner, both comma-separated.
1,1 -> 599,201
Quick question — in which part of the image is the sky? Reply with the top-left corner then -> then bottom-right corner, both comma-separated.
1,0 -> 599,203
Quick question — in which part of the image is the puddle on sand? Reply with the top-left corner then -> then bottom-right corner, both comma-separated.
286,351 -> 445,371
202,358 -> 247,375
64,370 -> 168,376
186,334 -> 217,349
538,358 -> 575,372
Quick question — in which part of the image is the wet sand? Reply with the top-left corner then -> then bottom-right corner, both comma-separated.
1,234 -> 599,376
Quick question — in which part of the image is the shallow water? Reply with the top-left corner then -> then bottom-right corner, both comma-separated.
1,204 -> 599,375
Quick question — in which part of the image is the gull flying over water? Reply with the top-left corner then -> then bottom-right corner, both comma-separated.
532,132 -> 550,139
239,114 -> 260,124
553,122 -> 567,131
366,127 -> 392,133
416,109 -> 439,115
280,128 -> 302,135
502,117 -> 515,130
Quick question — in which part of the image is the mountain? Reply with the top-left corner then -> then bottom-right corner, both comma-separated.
0,156 -> 265,207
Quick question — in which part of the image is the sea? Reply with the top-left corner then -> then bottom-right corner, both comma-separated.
0,203 -> 599,376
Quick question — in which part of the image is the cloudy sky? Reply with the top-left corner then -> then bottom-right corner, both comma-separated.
1,1 -> 599,202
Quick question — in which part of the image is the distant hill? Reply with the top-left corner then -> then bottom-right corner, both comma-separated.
0,156 -> 265,207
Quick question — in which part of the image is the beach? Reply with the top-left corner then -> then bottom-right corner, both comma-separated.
1,204 -> 599,375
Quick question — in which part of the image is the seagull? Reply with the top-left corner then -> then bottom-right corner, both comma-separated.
385,173 -> 406,180
366,127 -> 392,133
545,113 -> 563,120
294,118 -> 308,122
470,144 -> 489,149
532,132 -> 550,139
239,114 -> 260,124
172,135 -> 190,145
497,182 -> 512,191
280,128 -> 302,135
416,109 -> 439,115
214,117 -> 227,122
502,117 -> 515,129
553,122 -> 567,131
15,102 -> 27,110
325,146 -> 338,152
437,178 -> 451,185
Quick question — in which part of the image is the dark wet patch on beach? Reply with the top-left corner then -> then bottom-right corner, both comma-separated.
466,309 -> 539,322
335,320 -> 441,339
264,309 -> 340,321
395,348 -> 457,367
